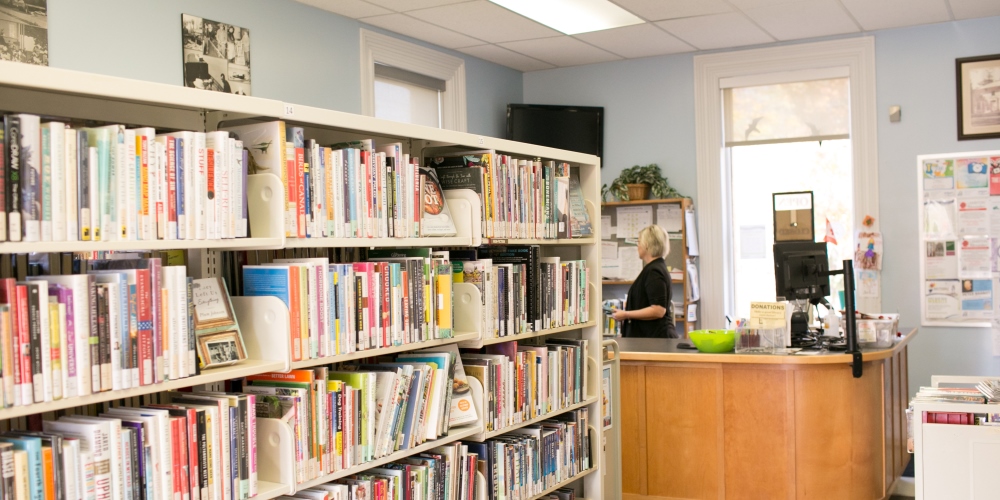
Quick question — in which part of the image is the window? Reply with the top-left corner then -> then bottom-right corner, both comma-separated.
693,38 -> 880,326
373,63 -> 444,128
360,29 -> 467,132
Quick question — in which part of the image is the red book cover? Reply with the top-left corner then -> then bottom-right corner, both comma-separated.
367,263 -> 379,348
296,146 -> 305,238
0,279 -> 19,402
287,267 -> 301,361
15,285 -> 30,394
169,416 -> 183,500
246,369 -> 315,384
166,137 -> 178,231
134,269 -> 153,385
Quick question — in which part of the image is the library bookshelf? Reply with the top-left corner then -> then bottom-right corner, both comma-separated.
0,61 -> 605,500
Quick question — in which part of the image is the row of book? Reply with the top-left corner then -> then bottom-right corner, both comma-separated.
239,248 -> 454,361
221,121 -> 456,240
429,152 -> 592,240
0,390 -> 258,500
246,346 -> 479,485
279,439 -> 480,500
601,299 -> 624,337
0,256 -> 250,409
463,339 -> 589,434
453,246 -> 590,338
1,114 -> 249,243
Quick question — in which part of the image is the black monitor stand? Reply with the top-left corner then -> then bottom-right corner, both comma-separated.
826,259 -> 862,378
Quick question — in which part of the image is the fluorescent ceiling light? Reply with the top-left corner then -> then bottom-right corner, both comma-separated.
489,0 -> 644,35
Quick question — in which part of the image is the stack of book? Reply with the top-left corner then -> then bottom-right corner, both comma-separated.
239,248 -> 454,360
0,391 -> 257,500
222,122 -> 456,240
468,409 -> 592,500
428,152 -> 592,240
286,441 -> 480,500
463,339 -> 588,433
0,256 -> 221,409
454,246 -> 590,337
246,347 -> 478,485
1,114 -> 250,243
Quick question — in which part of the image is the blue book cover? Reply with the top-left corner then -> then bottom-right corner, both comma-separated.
176,137 -> 185,237
399,367 -> 421,450
0,435 -> 42,500
241,266 -> 291,309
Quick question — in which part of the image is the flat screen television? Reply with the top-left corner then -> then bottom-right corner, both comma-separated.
506,104 -> 604,165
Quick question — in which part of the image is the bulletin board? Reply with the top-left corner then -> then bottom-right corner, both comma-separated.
918,150 -> 1000,327
600,200 -> 686,281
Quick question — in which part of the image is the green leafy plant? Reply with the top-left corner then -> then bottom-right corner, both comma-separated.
605,163 -> 683,201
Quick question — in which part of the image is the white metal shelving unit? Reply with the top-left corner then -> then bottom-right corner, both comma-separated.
0,59 -> 605,500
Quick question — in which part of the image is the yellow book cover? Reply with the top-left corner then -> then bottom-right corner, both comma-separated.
47,303 -> 61,401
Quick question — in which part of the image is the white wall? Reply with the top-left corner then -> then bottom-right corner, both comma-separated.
45,0 -> 523,138
525,16 -> 1000,396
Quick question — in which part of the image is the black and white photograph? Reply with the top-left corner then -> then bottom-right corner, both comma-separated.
957,53 -> 1000,140
197,330 -> 247,369
0,0 -> 47,65
181,13 -> 250,95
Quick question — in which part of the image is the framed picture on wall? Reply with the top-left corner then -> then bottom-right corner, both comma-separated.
181,13 -> 251,95
956,53 -> 1000,140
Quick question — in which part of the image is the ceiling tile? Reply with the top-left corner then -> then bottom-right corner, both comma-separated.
499,37 -> 623,67
839,0 -> 950,30
574,23 -> 694,58
361,14 -> 485,48
726,0 -> 812,10
407,1 -> 561,43
295,0 -> 391,18
743,0 -> 859,40
458,44 -> 555,72
611,0 -> 732,21
366,0 -> 472,12
949,0 -> 1000,20
656,13 -> 775,50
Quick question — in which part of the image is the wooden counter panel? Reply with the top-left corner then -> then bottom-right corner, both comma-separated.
722,366 -> 795,500
644,364 -> 724,499
793,362 -> 884,499
622,364 -> 648,496
883,355 -> 894,489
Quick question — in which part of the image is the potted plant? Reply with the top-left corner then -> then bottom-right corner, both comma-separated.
604,163 -> 682,201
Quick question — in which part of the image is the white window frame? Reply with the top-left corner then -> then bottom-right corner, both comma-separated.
693,37 -> 880,328
360,29 -> 467,132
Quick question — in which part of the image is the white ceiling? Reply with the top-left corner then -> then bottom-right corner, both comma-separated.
297,0 -> 1000,71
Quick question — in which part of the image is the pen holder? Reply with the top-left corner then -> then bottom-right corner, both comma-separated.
735,323 -> 782,354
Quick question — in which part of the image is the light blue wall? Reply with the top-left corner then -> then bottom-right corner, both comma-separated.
45,0 -> 522,138
525,16 -> 1000,396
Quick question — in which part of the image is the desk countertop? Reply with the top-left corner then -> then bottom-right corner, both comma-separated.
617,327 -> 917,364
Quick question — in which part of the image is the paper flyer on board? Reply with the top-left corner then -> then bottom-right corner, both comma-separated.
924,191 -> 957,239
957,157 -> 990,189
925,241 -> 958,280
601,216 -> 613,240
619,246 -> 643,281
858,270 -> 880,298
961,279 -> 993,319
656,204 -> 682,232
960,237 -> 992,278
617,206 -> 653,239
957,197 -> 990,236
923,158 -> 955,190
926,280 -> 960,320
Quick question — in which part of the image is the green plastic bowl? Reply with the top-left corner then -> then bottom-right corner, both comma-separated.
687,330 -> 736,353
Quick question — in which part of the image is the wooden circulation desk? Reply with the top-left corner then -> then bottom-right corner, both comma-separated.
619,329 -> 915,500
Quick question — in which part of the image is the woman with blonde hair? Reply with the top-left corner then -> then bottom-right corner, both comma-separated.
612,225 -> 677,338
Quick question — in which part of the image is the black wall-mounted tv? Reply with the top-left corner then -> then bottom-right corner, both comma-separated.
506,104 -> 604,165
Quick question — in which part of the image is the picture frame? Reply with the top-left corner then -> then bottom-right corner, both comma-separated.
181,13 -> 251,95
197,330 -> 247,369
956,54 -> 1000,140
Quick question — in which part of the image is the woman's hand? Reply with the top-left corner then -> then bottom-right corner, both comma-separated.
612,309 -> 629,321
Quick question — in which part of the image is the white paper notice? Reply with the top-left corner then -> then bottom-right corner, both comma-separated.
858,270 -> 880,298
957,197 -> 990,236
687,304 -> 698,322
687,261 -> 701,302
926,280 -> 960,319
925,241 -> 958,280
685,210 -> 700,256
617,206 -> 653,239
960,237 -> 992,278
601,241 -> 619,262
601,216 -> 613,240
618,246 -> 643,281
656,204 -> 683,232
740,225 -> 767,259
924,191 -> 956,239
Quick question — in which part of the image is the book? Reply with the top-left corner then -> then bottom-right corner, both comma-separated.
418,166 -> 457,237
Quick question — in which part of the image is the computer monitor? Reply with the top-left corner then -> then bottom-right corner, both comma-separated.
773,241 -> 830,302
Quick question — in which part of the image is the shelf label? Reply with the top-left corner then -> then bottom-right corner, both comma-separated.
478,136 -> 485,146
284,104 -> 295,117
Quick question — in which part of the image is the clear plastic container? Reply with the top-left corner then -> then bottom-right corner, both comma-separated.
735,322 -> 783,354
857,315 -> 898,349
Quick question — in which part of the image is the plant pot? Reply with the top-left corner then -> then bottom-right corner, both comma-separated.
626,183 -> 650,200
